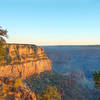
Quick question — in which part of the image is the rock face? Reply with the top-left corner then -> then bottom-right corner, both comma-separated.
0,77 -> 36,100
0,44 -> 52,79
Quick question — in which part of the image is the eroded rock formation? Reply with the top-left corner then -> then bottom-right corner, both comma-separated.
0,77 -> 36,100
0,44 -> 52,79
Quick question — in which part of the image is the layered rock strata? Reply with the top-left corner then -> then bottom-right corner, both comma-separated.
0,44 -> 52,79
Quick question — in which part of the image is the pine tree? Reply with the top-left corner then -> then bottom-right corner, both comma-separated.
0,26 -> 8,64
93,71 -> 100,100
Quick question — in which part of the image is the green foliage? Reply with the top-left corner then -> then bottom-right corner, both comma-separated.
93,71 -> 100,100
0,44 -> 5,64
37,86 -> 61,100
93,71 -> 100,91
98,97 -> 100,100
14,78 -> 22,88
0,26 -> 8,65
93,71 -> 100,82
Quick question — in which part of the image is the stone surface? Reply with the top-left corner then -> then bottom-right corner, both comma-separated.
0,44 -> 52,79
0,77 -> 36,100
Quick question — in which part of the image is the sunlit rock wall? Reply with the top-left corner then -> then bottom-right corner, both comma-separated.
0,44 -> 52,79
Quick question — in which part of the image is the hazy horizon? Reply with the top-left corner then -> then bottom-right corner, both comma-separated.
6,42 -> 100,46
1,0 -> 100,45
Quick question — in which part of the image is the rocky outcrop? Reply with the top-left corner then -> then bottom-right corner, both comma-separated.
0,44 -> 52,79
0,77 -> 36,100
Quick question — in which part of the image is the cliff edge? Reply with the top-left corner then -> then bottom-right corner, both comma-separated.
0,44 -> 52,79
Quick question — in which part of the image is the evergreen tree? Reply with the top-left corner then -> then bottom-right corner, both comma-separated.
93,71 -> 100,100
0,26 -> 8,64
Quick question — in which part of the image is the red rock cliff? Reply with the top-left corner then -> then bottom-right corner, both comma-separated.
0,44 -> 52,79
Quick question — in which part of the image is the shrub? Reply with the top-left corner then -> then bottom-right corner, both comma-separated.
37,86 -> 61,100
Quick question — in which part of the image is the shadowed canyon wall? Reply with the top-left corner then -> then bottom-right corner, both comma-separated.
0,44 -> 52,79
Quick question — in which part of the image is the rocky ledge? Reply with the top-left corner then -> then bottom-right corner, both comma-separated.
0,44 -> 52,79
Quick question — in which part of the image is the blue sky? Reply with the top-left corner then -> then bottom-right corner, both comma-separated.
0,0 -> 100,45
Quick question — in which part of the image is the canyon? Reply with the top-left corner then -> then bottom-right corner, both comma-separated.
0,44 -> 99,100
